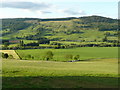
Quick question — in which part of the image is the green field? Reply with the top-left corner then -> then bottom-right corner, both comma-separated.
2,58 -> 118,88
16,47 -> 118,61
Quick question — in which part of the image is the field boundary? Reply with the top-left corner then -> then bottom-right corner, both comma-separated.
14,50 -> 22,60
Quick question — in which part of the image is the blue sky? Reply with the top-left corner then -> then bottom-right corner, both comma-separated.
0,0 -> 119,19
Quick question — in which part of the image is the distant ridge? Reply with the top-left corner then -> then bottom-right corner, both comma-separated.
1,15 -> 117,21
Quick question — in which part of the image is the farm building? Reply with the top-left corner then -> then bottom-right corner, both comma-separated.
9,40 -> 20,44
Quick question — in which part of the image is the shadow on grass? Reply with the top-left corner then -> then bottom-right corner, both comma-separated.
2,76 -> 118,89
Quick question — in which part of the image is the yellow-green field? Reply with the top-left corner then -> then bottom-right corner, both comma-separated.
0,50 -> 20,59
2,58 -> 118,88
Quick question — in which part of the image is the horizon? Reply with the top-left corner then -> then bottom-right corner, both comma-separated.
0,15 -> 117,19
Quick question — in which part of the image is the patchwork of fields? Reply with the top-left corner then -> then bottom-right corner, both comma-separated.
2,47 -> 119,88
1,16 -> 119,88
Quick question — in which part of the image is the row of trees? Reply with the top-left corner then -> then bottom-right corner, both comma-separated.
2,42 -> 119,50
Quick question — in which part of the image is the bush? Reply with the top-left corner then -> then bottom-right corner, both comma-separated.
2,53 -> 9,59
25,54 -> 32,59
44,51 -> 54,61
8,55 -> 14,59
73,55 -> 80,60
65,54 -> 73,60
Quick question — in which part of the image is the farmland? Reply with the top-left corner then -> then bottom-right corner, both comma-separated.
1,16 -> 119,88
2,47 -> 118,88
2,58 -> 118,88
16,47 -> 118,61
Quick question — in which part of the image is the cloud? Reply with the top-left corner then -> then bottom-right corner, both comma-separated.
61,9 -> 86,15
36,11 -> 52,14
1,2 -> 52,11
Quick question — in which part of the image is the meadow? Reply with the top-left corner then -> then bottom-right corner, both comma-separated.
2,58 -> 118,88
16,47 -> 118,61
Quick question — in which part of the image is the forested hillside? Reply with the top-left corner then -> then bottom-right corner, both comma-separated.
1,15 -> 118,40
0,15 -> 119,49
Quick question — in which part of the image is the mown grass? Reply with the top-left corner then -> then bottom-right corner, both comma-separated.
2,58 -> 118,88
16,47 -> 118,61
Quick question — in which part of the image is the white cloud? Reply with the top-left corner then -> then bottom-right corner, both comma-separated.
60,9 -> 86,15
36,10 -> 52,14
1,2 -> 52,11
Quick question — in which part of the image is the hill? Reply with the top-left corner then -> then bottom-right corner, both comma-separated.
1,15 -> 118,41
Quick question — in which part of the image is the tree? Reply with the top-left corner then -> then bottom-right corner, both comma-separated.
65,54 -> 73,60
19,40 -> 24,46
102,36 -> 108,42
44,51 -> 54,60
8,55 -> 14,59
73,55 -> 80,60
2,53 -> 9,59
25,54 -> 32,59
38,39 -> 50,44
3,42 -> 9,48
2,53 -> 5,58
25,42 -> 39,46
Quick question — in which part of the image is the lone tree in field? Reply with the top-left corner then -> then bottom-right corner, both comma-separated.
2,53 -> 9,59
73,55 -> 80,60
44,51 -> 54,61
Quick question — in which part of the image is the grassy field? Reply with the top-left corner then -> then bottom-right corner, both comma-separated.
16,47 -> 118,61
0,50 -> 20,59
2,58 -> 118,88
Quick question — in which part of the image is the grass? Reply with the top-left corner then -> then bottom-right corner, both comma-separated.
2,58 -> 118,88
0,50 -> 20,59
23,40 -> 38,44
16,47 -> 118,61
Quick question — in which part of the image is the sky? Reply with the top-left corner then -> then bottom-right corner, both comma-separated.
0,0 -> 119,19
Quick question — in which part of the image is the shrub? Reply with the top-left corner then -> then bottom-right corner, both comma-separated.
25,54 -> 32,59
8,55 -> 14,59
44,51 -> 54,61
2,53 -> 9,59
73,55 -> 80,60
65,54 -> 73,60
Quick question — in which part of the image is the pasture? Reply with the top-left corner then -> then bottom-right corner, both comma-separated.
16,47 -> 118,61
2,58 -> 118,88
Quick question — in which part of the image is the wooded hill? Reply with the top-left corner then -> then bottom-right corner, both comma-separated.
0,15 -> 118,42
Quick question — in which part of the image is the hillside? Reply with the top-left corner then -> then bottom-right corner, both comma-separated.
1,16 -> 118,41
